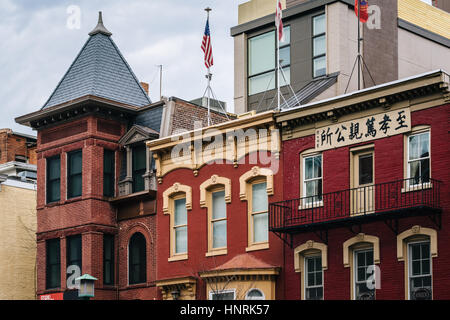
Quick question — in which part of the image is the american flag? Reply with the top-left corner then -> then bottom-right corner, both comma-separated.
275,0 -> 284,42
201,18 -> 214,69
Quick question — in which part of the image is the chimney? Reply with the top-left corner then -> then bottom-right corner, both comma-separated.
140,82 -> 149,95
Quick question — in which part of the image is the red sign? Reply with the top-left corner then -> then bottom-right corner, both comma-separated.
39,293 -> 64,300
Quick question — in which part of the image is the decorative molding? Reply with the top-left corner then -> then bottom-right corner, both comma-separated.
397,226 -> 438,261
239,166 -> 274,201
199,175 -> 232,208
294,240 -> 328,273
162,183 -> 192,214
343,233 -> 380,267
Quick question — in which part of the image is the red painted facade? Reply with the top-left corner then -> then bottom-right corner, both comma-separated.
279,104 -> 450,300
155,152 -> 286,299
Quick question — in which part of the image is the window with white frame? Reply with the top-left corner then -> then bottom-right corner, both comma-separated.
209,289 -> 235,300
305,255 -> 323,300
303,154 -> 323,204
174,198 -> 188,254
354,249 -> 375,300
312,14 -> 326,78
407,131 -> 430,186
211,190 -> 227,249
251,182 -> 269,243
245,288 -> 265,300
409,241 -> 432,300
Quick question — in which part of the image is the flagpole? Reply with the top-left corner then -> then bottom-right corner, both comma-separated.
357,0 -> 361,91
205,7 -> 212,126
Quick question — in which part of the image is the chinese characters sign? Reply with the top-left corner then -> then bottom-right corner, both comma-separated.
315,108 -> 411,151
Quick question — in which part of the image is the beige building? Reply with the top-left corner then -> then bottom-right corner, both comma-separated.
232,0 -> 450,114
0,174 -> 37,300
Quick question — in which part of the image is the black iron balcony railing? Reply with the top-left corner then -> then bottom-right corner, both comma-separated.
269,177 -> 442,233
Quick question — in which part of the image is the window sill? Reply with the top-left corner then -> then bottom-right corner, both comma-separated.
401,182 -> 433,193
298,201 -> 323,210
168,254 -> 188,262
246,242 -> 269,252
205,248 -> 227,257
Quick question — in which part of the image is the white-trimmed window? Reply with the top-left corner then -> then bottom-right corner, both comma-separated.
312,13 -> 326,78
407,131 -> 430,186
174,197 -> 188,254
245,288 -> 265,300
408,241 -> 432,300
211,190 -> 227,249
354,249 -> 375,300
305,255 -> 323,300
209,289 -> 236,300
303,154 -> 323,204
252,182 -> 269,243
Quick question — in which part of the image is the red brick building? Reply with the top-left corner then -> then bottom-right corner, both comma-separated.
270,70 -> 449,300
15,13 -> 229,300
149,111 -> 285,300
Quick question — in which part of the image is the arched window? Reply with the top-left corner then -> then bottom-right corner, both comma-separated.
129,233 -> 147,285
245,288 -> 265,300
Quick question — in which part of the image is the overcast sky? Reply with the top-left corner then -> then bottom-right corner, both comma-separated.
0,0 -> 248,135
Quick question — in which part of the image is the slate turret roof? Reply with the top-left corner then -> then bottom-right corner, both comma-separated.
42,12 -> 151,110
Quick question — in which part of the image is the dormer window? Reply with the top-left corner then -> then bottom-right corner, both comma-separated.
132,145 -> 146,193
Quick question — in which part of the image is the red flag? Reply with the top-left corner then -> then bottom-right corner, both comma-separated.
355,0 -> 369,23
275,0 -> 284,41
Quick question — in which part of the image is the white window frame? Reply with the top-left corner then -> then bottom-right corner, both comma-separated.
209,289 -> 236,300
312,13 -> 326,78
353,248 -> 375,300
245,288 -> 265,300
251,181 -> 269,244
408,240 -> 432,300
302,153 -> 323,207
211,189 -> 227,250
173,197 -> 188,255
406,131 -> 430,188
304,255 -> 324,300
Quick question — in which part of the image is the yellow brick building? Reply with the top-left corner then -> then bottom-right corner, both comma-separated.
0,176 -> 37,300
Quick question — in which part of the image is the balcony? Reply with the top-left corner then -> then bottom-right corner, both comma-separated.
269,178 -> 442,244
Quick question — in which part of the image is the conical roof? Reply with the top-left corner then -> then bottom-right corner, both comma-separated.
42,12 -> 151,109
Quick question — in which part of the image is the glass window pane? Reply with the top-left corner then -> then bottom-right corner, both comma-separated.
69,151 -> 82,174
212,191 -> 226,220
48,157 -> 60,179
313,56 -> 326,77
412,261 -> 421,276
313,14 -> 326,35
421,243 -> 430,259
419,133 -> 430,158
279,66 -> 290,87
213,220 -> 227,248
246,289 -> 264,300
249,71 -> 275,95
409,135 -> 419,160
253,212 -> 268,243
359,154 -> 373,185
308,272 -> 315,286
421,159 -> 430,183
248,31 -> 275,76
313,35 -> 326,56
280,26 -> 290,45
411,244 -> 421,260
305,157 -> 313,180
313,156 -> 322,178
174,198 -> 187,226
409,161 -> 420,182
252,183 -> 268,213
133,145 -> 146,171
279,46 -> 290,67
175,226 -> 187,254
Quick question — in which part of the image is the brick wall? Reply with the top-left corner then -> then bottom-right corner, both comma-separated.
281,104 -> 450,299
0,129 -> 37,165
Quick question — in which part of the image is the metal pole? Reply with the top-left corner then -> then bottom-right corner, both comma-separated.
357,0 -> 361,91
205,7 -> 212,126
159,64 -> 163,100
277,25 -> 280,111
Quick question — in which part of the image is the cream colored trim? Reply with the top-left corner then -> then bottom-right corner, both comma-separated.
239,169 -> 273,252
162,183 -> 192,214
156,276 -> 197,300
397,225 -> 437,300
343,233 -> 380,267
199,175 -> 231,207
162,183 -> 192,261
239,166 -> 274,201
294,240 -> 328,272
396,225 -> 437,262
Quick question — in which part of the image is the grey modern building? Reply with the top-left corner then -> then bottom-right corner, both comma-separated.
231,0 -> 450,114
